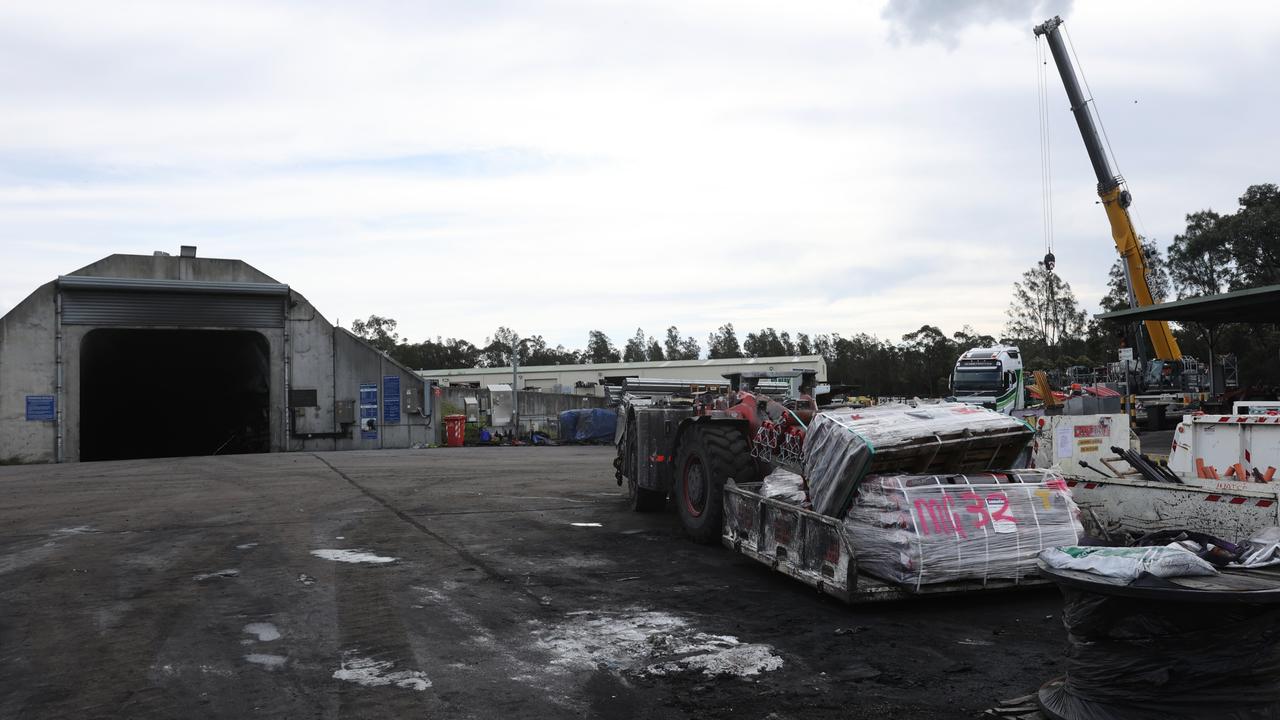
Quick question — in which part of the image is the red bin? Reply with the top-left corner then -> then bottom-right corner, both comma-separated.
444,415 -> 466,447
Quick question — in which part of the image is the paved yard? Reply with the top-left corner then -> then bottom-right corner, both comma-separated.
1,447 -> 1066,718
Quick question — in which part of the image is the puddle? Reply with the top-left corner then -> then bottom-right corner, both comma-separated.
552,555 -> 612,569
193,569 -> 239,581
243,623 -> 281,642
646,636 -> 784,677
311,549 -> 396,564
333,653 -> 431,691
157,663 -> 232,677
244,653 -> 286,669
532,609 -> 783,678
54,526 -> 96,535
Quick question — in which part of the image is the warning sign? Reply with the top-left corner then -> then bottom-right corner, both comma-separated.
1074,424 -> 1108,438
25,395 -> 55,421
359,383 -> 378,440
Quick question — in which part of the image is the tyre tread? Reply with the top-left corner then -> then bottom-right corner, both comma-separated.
674,423 -> 754,543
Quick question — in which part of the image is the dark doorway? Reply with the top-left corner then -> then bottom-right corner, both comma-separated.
80,329 -> 271,461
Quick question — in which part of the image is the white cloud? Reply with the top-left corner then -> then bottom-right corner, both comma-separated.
1,0 -> 1278,353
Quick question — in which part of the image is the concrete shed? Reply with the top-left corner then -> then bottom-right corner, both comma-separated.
0,251 -> 435,463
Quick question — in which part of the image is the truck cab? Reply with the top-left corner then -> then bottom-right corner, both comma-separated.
950,346 -> 1025,414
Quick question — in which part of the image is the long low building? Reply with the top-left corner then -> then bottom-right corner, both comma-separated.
418,355 -> 829,397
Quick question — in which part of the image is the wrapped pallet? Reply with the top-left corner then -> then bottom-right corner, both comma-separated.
759,467 -> 808,506
802,402 -> 1033,517
844,470 -> 1082,588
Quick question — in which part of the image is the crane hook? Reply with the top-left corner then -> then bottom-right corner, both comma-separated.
1042,252 -> 1056,272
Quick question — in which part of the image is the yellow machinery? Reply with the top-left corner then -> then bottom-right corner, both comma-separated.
1034,16 -> 1182,362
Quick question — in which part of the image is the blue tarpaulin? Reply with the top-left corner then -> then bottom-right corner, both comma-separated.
559,408 -> 616,443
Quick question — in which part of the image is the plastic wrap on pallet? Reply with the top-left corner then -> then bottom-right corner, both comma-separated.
1039,545 -> 1219,580
802,402 -> 1032,517
558,408 -> 617,443
843,470 -> 1082,587
1239,526 -> 1280,568
577,408 -> 616,442
558,410 -> 579,442
1040,588 -> 1280,720
759,468 -> 808,506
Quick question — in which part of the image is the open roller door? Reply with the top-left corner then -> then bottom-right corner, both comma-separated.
79,329 -> 271,461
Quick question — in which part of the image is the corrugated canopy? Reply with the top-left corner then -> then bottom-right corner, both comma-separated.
57,276 -> 289,295
1095,284 -> 1280,324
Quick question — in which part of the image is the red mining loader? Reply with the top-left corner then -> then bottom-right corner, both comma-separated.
612,373 -> 1048,603
613,371 -> 817,542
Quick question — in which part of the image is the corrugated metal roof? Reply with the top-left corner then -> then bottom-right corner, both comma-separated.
1096,284 -> 1280,325
57,276 -> 289,296
61,290 -> 285,327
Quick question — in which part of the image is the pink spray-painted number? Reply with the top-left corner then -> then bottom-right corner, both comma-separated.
960,491 -> 991,528
913,495 -> 967,538
915,492 -> 1017,536
986,492 -> 1017,525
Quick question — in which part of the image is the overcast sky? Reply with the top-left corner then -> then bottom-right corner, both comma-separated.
2,0 -> 1277,353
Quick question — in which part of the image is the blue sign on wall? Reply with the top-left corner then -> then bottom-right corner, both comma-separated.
26,395 -> 56,421
359,383 -> 378,440
383,375 -> 401,424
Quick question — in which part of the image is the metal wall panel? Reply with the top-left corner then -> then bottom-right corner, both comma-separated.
62,290 -> 284,327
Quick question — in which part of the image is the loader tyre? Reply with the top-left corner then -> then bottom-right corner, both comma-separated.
620,416 -> 668,512
627,478 -> 667,512
674,424 -> 756,543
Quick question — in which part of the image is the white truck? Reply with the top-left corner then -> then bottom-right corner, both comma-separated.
950,346 -> 1025,414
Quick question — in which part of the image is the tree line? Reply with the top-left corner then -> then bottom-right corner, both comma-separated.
353,183 -> 1280,395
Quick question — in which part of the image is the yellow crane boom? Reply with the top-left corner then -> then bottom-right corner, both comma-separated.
1099,186 -> 1181,359
1034,16 -> 1182,362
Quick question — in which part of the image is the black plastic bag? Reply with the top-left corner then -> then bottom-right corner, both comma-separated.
1040,588 -> 1280,720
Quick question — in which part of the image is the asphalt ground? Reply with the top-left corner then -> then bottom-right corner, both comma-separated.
1,447 -> 1068,719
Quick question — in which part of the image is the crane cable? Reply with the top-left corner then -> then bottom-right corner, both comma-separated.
1036,35 -> 1058,344
1036,35 -> 1055,274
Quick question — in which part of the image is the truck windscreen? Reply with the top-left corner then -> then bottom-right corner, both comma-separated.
953,368 -> 1002,392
